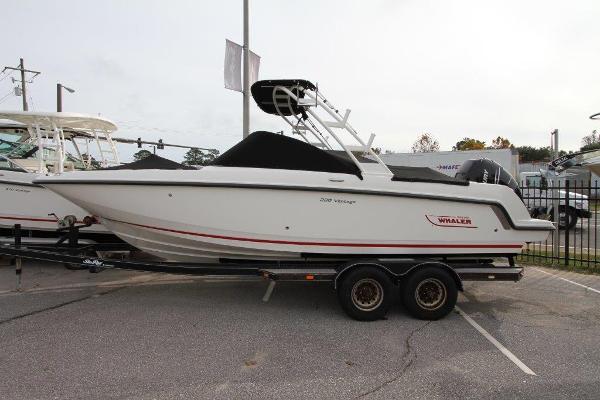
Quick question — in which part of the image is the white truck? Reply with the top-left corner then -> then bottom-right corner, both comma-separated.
519,171 -> 590,230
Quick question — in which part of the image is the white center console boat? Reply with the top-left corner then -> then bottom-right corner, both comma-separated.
0,111 -> 119,237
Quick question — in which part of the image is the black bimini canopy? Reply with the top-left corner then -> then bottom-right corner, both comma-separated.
104,154 -> 196,170
251,79 -> 316,116
210,131 -> 362,178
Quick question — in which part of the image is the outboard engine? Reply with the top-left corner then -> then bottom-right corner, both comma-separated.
455,159 -> 522,199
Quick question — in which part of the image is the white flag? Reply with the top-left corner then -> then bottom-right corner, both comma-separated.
248,51 -> 260,85
224,39 -> 242,92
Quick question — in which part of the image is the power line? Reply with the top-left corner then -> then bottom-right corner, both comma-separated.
26,82 -> 35,111
0,70 -> 14,83
27,95 -> 35,111
0,89 -> 14,105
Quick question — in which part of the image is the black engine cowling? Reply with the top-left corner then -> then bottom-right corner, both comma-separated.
455,159 -> 522,199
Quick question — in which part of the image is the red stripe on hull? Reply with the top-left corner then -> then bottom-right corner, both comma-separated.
107,218 -> 523,249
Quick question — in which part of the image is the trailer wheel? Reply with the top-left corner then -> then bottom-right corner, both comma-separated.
337,267 -> 393,321
401,267 -> 457,320
550,207 -> 578,230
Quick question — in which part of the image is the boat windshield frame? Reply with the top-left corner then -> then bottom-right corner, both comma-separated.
0,154 -> 28,173
0,111 -> 120,174
252,81 -> 393,178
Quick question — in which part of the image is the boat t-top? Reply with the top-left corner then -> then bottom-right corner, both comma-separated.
34,79 -> 554,263
0,111 -> 120,173
0,111 -> 120,236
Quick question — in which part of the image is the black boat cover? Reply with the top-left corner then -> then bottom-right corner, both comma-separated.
211,131 -> 470,186
251,79 -> 316,116
388,165 -> 469,186
327,150 -> 468,185
104,154 -> 196,170
210,131 -> 362,178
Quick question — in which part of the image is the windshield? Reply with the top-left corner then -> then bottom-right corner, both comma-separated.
6,142 -> 87,170
7,142 -> 39,158
0,132 -> 23,155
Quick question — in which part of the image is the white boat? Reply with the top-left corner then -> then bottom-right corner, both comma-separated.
35,80 -> 554,262
0,111 -> 119,236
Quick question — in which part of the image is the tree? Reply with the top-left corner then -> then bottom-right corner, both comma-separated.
411,133 -> 439,153
453,137 -> 486,151
581,130 -> 600,151
515,146 -> 552,162
182,148 -> 220,166
490,136 -> 513,149
80,153 -> 101,169
133,150 -> 152,161
371,147 -> 393,155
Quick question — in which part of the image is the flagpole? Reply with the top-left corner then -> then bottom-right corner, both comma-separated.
242,0 -> 250,138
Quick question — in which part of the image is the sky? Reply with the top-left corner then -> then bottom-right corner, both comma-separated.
1,0 -> 600,162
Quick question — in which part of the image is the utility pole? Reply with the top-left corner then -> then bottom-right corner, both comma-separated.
552,129 -> 559,159
2,58 -> 41,111
56,83 -> 75,112
57,84 -> 62,112
242,0 -> 250,138
20,59 -> 26,111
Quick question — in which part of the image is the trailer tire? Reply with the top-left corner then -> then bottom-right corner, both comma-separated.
337,266 -> 393,321
401,267 -> 457,320
550,206 -> 578,230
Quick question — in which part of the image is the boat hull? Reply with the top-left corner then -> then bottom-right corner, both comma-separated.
0,171 -> 108,235
37,172 -> 552,262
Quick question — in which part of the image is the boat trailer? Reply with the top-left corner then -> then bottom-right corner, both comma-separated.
1,224 -> 524,321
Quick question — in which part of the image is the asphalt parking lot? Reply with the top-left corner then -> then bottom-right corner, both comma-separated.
1,261 -> 600,399
559,215 -> 600,249
530,214 -> 600,253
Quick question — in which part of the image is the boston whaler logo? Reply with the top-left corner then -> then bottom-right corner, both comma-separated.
83,258 -> 105,271
83,259 -> 104,267
426,215 -> 477,228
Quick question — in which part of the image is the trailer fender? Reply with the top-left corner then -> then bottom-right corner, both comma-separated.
333,261 -> 398,290
400,261 -> 463,292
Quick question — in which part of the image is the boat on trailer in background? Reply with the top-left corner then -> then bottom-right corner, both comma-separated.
0,111 -> 206,240
0,111 -> 120,238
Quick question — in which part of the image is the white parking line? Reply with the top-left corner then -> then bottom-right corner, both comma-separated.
455,306 -> 537,376
532,268 -> 600,294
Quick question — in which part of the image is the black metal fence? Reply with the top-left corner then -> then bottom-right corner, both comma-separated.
518,181 -> 600,271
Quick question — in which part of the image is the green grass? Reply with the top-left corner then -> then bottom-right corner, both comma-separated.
590,203 -> 600,212
517,249 -> 600,275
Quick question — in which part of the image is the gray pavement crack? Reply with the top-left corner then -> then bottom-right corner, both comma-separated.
0,287 -> 124,326
355,321 -> 432,399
